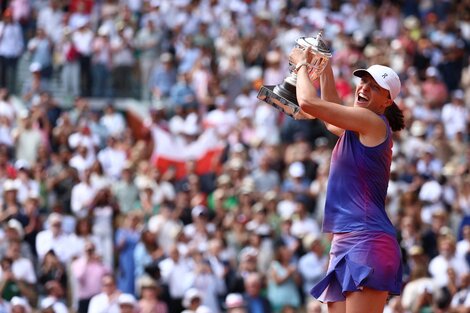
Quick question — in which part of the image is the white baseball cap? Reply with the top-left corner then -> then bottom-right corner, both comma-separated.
353,65 -> 401,101
118,293 -> 137,306
224,293 -> 246,309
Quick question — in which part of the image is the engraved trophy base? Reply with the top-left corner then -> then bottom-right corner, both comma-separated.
257,81 -> 314,120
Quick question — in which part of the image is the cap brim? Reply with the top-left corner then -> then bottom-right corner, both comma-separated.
353,69 -> 368,78
353,69 -> 391,95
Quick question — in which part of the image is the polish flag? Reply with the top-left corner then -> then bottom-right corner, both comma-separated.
150,126 -> 224,179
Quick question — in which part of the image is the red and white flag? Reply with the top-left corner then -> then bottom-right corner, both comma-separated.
150,126 -> 224,179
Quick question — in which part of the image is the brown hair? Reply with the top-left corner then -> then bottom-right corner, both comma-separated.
385,102 -> 405,132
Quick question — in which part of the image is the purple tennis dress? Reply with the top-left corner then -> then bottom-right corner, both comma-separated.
311,116 -> 402,302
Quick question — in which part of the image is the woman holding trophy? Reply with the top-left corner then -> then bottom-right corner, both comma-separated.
288,42 -> 404,313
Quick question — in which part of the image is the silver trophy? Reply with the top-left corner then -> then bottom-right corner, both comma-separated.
257,32 -> 332,119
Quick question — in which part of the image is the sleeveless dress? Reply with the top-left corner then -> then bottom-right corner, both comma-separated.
311,116 -> 402,302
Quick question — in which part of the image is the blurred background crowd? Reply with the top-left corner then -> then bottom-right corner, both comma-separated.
0,0 -> 469,313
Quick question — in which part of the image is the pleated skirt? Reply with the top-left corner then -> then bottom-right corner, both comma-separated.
311,231 -> 402,303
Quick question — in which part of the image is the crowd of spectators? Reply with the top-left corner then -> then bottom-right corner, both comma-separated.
0,0 -> 469,313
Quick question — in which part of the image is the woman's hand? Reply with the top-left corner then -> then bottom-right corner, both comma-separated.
289,46 -> 311,67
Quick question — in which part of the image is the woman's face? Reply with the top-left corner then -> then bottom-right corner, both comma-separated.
78,220 -> 91,235
279,245 -> 292,261
141,287 -> 156,299
354,75 -> 391,113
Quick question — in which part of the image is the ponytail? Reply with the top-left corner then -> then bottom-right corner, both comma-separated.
385,102 -> 405,132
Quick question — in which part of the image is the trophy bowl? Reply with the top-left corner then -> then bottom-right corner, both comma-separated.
257,32 -> 332,119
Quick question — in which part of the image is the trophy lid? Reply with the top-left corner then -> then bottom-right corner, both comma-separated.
297,32 -> 331,56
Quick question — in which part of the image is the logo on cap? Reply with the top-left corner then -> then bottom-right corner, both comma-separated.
382,73 -> 388,79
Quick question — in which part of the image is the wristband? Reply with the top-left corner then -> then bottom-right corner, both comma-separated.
295,62 -> 311,72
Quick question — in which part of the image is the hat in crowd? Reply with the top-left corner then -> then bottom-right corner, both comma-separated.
409,245 -> 424,256
452,89 -> 464,101
3,179 -> 19,192
353,65 -> 401,101
410,120 -> 427,137
442,162 -> 458,177
191,205 -> 208,218
404,16 -> 420,30
224,293 -> 246,309
425,66 -> 439,78
432,208 -> 447,218
118,293 -> 137,306
97,25 -> 111,37
288,161 -> 305,178
228,158 -> 244,171
15,159 -> 30,171
137,275 -> 159,295
11,297 -> 31,313
303,233 -> 321,250
183,288 -> 202,308
75,17 -> 89,29
7,219 -> 24,239
160,52 -> 173,63
217,174 -> 231,186
48,213 -> 63,226
264,190 -> 277,202
239,246 -> 258,262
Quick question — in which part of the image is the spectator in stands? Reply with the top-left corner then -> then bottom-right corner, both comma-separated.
134,18 -> 161,101
35,213 -> 76,263
136,276 -> 168,313
87,274 -> 121,313
115,212 -> 142,295
27,28 -> 53,79
39,280 -> 68,313
37,250 -> 67,297
71,241 -> 109,313
243,272 -> 271,313
0,239 -> 37,304
429,234 -> 469,290
72,20 -> 94,97
441,89 -> 468,140
298,234 -> 327,299
267,241 -> 301,312
0,8 -> 24,94
421,66 -> 448,108
91,26 -> 112,98
149,53 -> 177,108
10,297 -> 31,313
117,293 -> 137,313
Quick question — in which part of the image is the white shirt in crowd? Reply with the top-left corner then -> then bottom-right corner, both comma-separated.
0,257 -> 37,284
159,256 -> 195,299
0,22 -> 24,57
99,113 -> 126,137
71,180 -> 96,217
441,102 -> 468,139
71,28 -> 94,56
428,254 -> 469,287
97,147 -> 126,180
35,229 -> 77,263
87,292 -> 120,313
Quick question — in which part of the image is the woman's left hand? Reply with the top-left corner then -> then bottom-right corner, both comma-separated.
289,46 -> 311,66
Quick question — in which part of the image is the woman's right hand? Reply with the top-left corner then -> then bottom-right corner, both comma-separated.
289,46 -> 311,67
